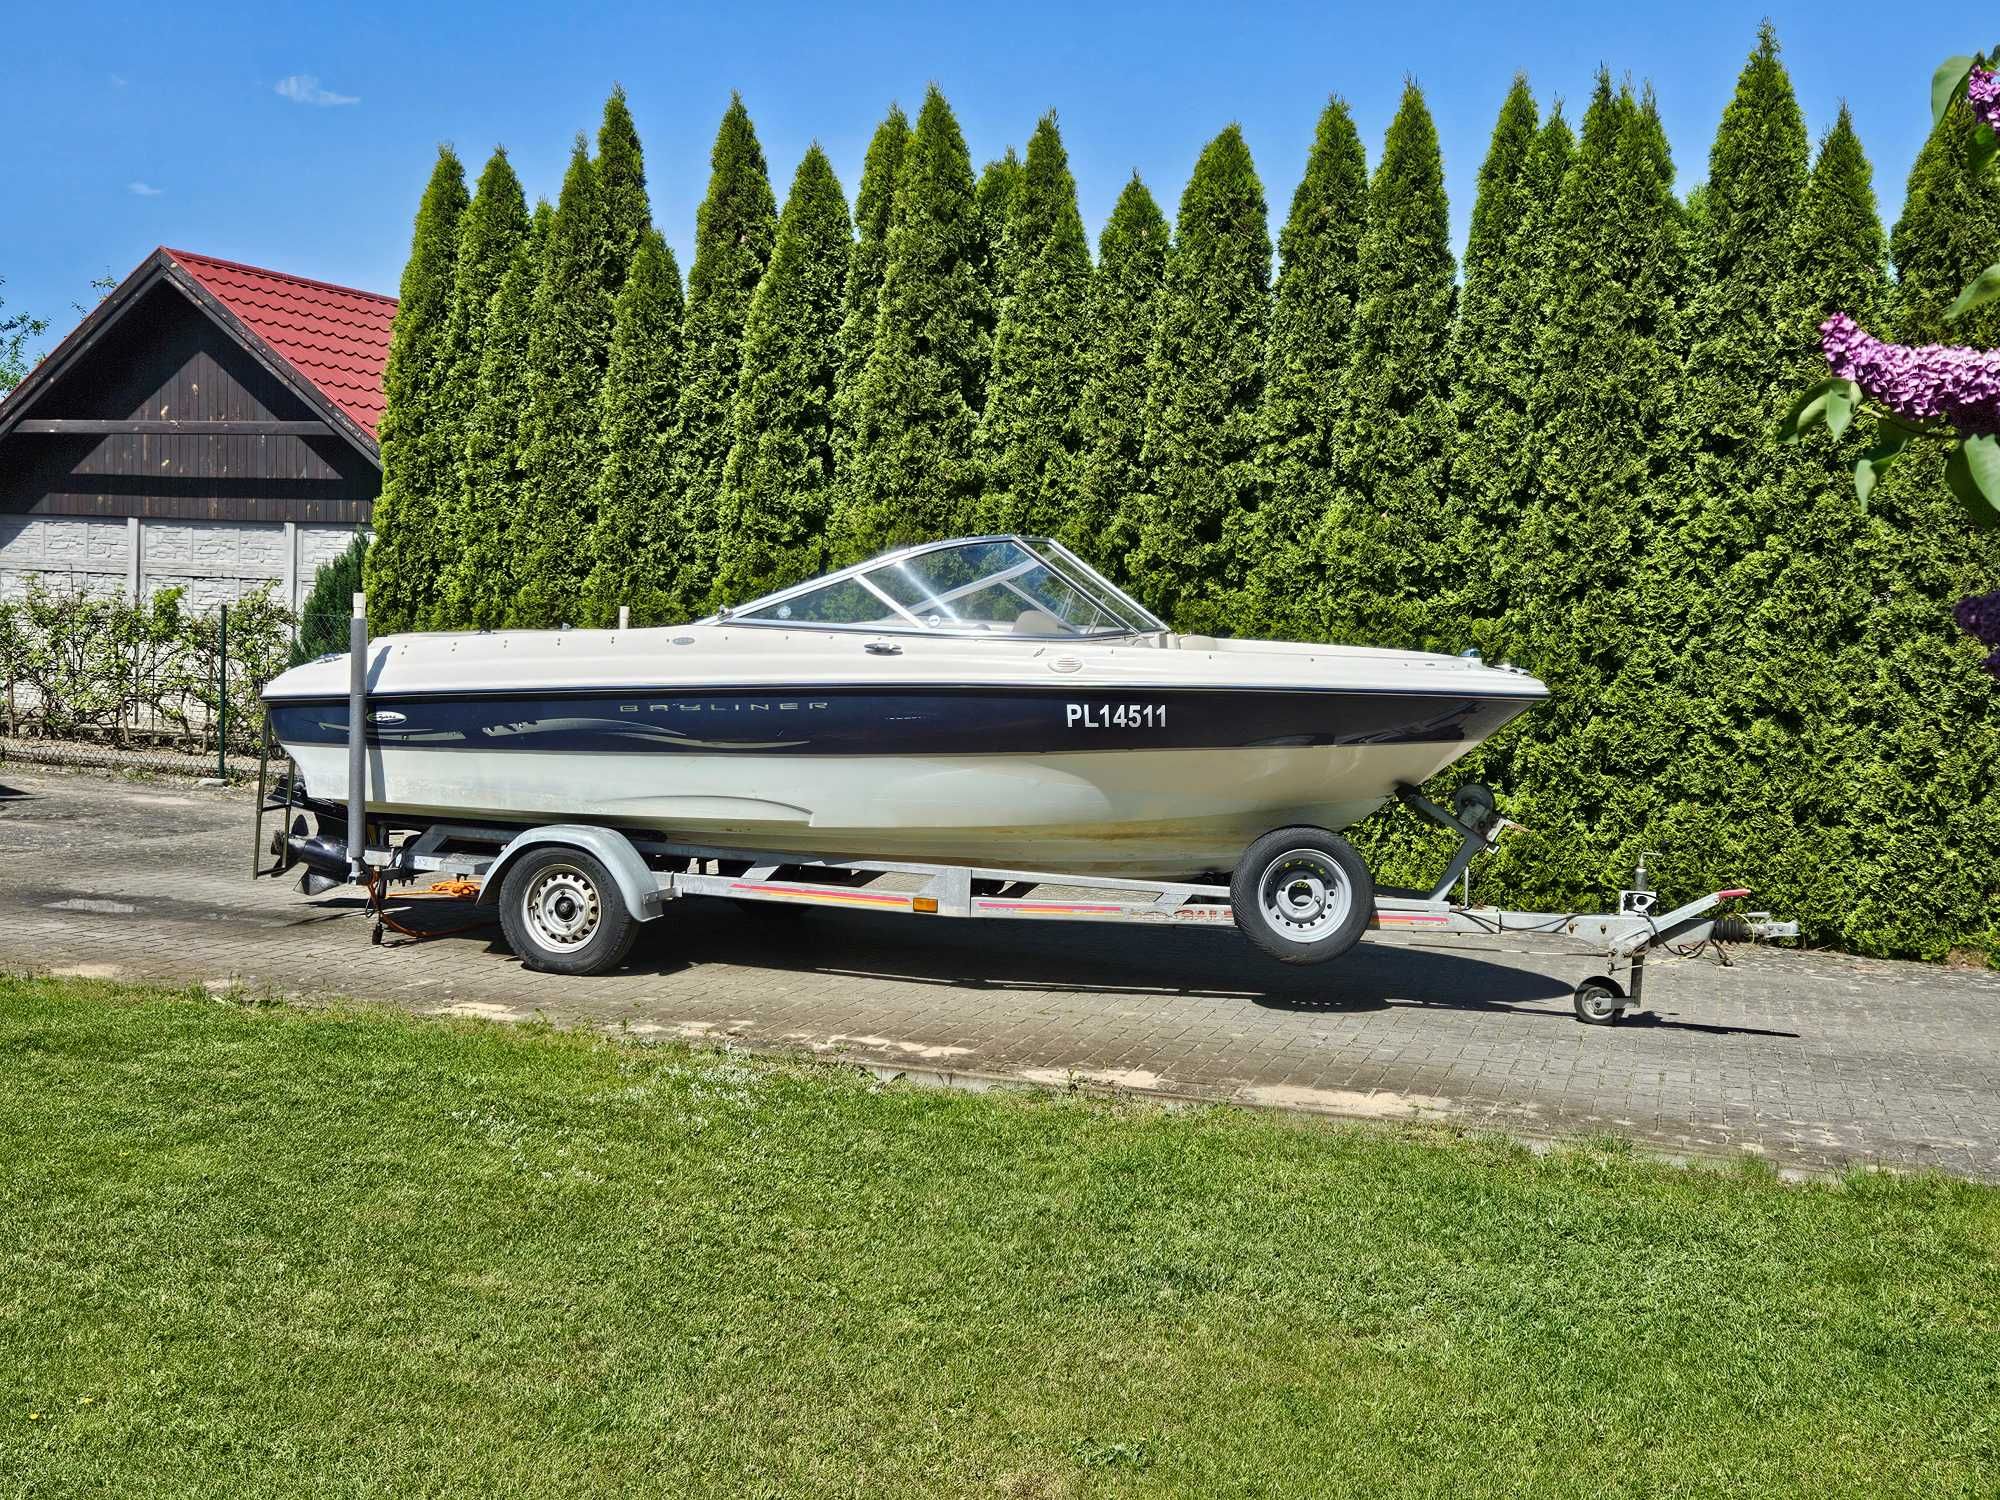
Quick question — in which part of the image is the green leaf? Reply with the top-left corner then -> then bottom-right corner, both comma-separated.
1826,387 -> 1855,439
1852,441 -> 1899,506
1852,427 -> 1912,506
1777,377 -> 1848,441
1965,432 -> 2000,503
1945,440 -> 2000,530
1975,123 -> 2000,178
1933,56 -> 1975,127
1946,262 -> 2000,322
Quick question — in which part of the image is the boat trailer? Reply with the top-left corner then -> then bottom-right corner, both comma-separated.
255,751 -> 1796,1026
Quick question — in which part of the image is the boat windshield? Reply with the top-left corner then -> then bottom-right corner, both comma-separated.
718,537 -> 1167,639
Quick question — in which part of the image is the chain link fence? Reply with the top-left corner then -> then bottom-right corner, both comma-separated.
0,580 -> 354,781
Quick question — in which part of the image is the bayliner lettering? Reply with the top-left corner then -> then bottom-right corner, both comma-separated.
622,701 -> 832,714
1067,702 -> 1167,730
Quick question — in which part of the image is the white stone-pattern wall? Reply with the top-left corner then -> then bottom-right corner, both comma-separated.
0,517 -> 130,601
0,516 -> 365,612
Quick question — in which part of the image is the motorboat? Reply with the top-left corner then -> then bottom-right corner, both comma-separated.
261,536 -> 1547,880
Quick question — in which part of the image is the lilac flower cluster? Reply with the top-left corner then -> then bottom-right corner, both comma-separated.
1955,588 -> 2000,678
1820,314 -> 2000,438
1971,66 -> 2000,135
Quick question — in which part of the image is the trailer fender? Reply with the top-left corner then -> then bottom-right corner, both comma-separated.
479,825 -> 664,922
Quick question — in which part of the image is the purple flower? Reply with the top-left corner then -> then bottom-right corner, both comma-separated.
1971,66 -> 2000,135
1956,588 -> 2000,648
1820,314 -> 2000,438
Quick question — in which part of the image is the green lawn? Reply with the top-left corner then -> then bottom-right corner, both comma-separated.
2,975 -> 1996,1498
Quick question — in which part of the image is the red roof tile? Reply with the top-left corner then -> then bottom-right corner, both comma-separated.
166,248 -> 397,440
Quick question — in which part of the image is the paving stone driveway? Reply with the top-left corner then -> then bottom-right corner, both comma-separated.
2,767 -> 1997,1181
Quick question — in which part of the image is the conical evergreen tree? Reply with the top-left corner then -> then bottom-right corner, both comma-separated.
445,202 -> 549,626
664,94 -> 778,615
1074,174 -> 1170,581
1617,26 -> 1811,924
292,531 -> 369,664
1478,75 -> 1688,910
975,114 -> 1091,536
1706,106 -> 1890,945
1443,81 -> 1558,625
830,85 -> 990,560
976,148 -> 1023,305
1311,82 -> 1457,650
710,146 -> 853,606
1891,51 -> 2000,348
832,105 -> 909,488
1839,58 -> 2000,956
595,85 -> 652,287
1353,91 -> 1577,898
365,145 -> 467,633
1666,24 -> 1809,553
1240,96 -> 1368,635
511,138 -> 611,628
1127,125 -> 1270,632
426,146 -> 527,628
580,230 -> 687,626
438,205 -> 546,630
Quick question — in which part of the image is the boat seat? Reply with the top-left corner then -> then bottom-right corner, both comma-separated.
1011,609 -> 1064,635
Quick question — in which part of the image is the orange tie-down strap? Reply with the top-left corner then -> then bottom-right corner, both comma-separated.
366,872 -> 487,941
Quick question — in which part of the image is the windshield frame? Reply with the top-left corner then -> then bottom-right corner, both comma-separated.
705,535 -> 1171,640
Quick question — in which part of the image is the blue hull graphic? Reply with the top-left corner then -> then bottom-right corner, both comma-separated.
268,684 -> 1538,756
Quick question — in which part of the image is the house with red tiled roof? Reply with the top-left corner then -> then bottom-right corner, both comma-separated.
0,247 -> 395,610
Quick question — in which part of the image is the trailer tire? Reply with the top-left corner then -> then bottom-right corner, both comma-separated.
498,846 -> 639,976
1572,976 -> 1624,1025
1232,827 -> 1374,965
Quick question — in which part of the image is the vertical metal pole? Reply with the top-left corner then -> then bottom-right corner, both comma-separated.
347,592 -> 368,883
618,605 -> 630,631
216,603 -> 228,779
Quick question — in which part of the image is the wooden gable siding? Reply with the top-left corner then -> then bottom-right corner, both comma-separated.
0,283 -> 379,525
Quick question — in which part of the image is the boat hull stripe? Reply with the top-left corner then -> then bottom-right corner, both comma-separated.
267,685 -> 1535,755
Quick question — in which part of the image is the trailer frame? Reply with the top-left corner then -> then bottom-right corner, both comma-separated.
257,779 -> 1796,1025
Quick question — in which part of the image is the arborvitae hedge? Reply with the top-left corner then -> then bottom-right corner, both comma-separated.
365,146 -> 467,634
667,95 -> 778,617
831,86 -> 990,561
1314,83 -> 1456,652
427,146 -> 528,629
1129,125 -> 1270,633
710,146 -> 853,606
439,202 -> 547,630
511,138 -> 610,628
1075,174 -> 1169,580
1242,96 -> 1368,638
366,46 -> 2000,958
581,229 -> 687,627
976,114 -> 1091,536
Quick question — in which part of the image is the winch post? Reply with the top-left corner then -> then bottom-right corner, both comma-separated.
1395,784 -> 1503,902
347,590 -> 368,883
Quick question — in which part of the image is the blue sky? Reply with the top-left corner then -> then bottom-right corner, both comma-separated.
0,0 -> 1980,355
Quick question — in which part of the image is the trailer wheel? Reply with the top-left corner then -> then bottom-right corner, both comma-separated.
1231,827 -> 1374,965
498,846 -> 638,976
1573,976 -> 1625,1025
